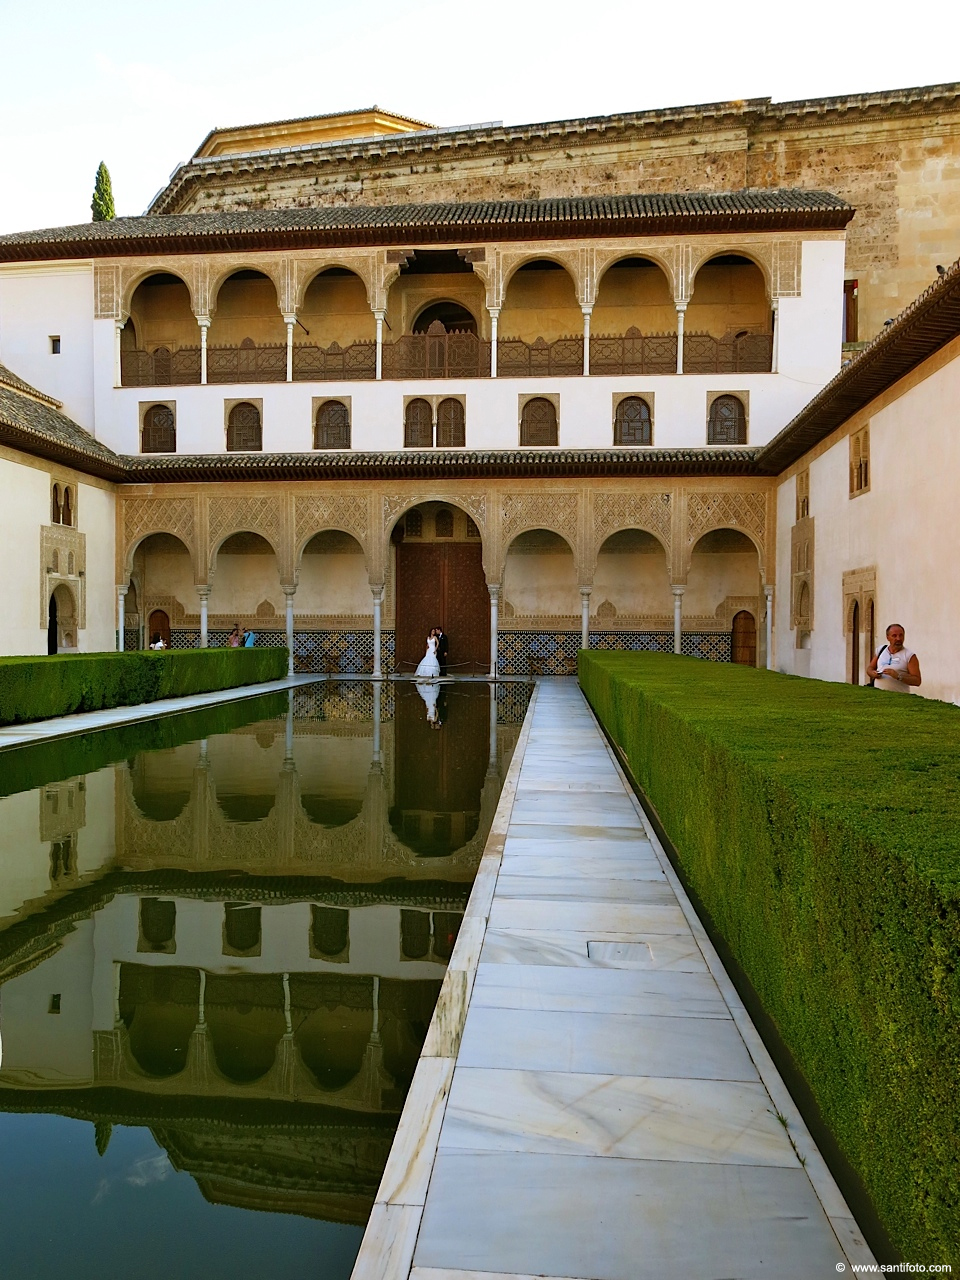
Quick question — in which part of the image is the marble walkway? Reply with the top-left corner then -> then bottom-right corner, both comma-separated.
353,679 -> 876,1280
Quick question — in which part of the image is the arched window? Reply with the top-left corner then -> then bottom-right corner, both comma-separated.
51,550 -> 59,574
404,398 -> 433,448
707,395 -> 747,445
850,599 -> 860,684
61,487 -> 73,527
51,485 -> 61,524
227,402 -> 262,452
436,398 -> 465,448
614,397 -> 652,445
520,398 -> 558,446
67,552 -> 75,575
435,508 -> 454,538
405,510 -> 423,538
224,903 -> 261,954
314,400 -> 350,450
141,404 -> 176,454
311,905 -> 349,957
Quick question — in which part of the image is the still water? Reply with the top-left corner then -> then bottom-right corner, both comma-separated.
0,680 -> 530,1280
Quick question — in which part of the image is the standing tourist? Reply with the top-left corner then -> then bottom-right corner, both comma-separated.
866,623 -> 922,692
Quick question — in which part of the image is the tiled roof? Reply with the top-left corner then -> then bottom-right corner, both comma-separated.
0,191 -> 854,262
757,257 -> 960,473
0,362 -> 61,408
0,381 -> 124,480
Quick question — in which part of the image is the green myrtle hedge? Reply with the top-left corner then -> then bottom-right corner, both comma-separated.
0,648 -> 287,728
578,651 -> 960,1265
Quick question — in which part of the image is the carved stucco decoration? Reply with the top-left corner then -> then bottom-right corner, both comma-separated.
207,495 -> 285,574
684,490 -> 768,577
592,492 -> 672,571
842,566 -> 877,635
121,496 -> 197,580
40,525 -> 87,629
500,492 -> 580,579
295,494 -> 369,553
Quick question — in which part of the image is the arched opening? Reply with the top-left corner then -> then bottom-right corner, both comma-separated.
297,733 -> 371,824
209,269 -> 284,346
51,484 -> 61,524
687,529 -> 762,661
292,974 -> 373,1091
47,591 -> 58,655
520,398 -> 558,446
393,502 -> 490,673
123,272 -> 198,386
731,610 -> 757,666
205,974 -> 285,1083
499,259 -> 582,376
404,398 -> 433,448
130,746 -> 193,821
142,404 -> 176,453
592,258 -> 677,375
686,255 -> 772,372
131,533 -> 193,649
208,530 -> 279,645
297,531 -> 369,667
381,251 -> 487,378
503,530 -> 578,666
314,399 -> 350,450
436,398 -> 465,448
49,583 -> 77,652
614,397 -> 652,445
412,301 -> 477,335
120,964 -> 199,1079
226,402 -> 262,451
594,529 -> 671,625
148,609 -> 171,648
850,599 -> 860,684
707,395 -> 747,445
379,978 -> 444,1092
61,487 -> 73,527
299,266 -> 375,348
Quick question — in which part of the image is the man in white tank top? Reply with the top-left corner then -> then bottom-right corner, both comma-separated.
866,623 -> 922,693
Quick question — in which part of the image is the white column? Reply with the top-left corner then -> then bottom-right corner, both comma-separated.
581,306 -> 592,376
284,314 -> 296,382
375,311 -> 385,381
197,586 -> 210,648
114,321 -> 124,388
672,585 -> 685,655
117,587 -> 126,652
285,692 -> 294,759
489,307 -> 500,378
488,584 -> 500,679
371,585 -> 384,678
197,969 -> 206,1026
282,972 -> 292,1035
770,298 -> 780,374
488,682 -> 499,774
198,316 -> 210,385
372,681 -> 382,763
764,585 -> 775,670
675,303 -> 687,375
580,587 -> 591,650
283,586 -> 296,676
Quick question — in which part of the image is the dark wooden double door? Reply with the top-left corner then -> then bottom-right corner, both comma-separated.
396,542 -> 489,673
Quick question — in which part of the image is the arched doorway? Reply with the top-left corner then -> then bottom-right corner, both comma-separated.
48,584 -> 77,653
731,611 -> 757,666
47,593 -> 58,655
393,503 -> 489,673
850,600 -> 860,684
148,609 -> 171,648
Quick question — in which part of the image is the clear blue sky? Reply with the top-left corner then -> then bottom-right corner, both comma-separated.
0,0 -> 956,233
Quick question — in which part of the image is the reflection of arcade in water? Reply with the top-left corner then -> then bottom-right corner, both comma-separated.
0,682 -> 528,1230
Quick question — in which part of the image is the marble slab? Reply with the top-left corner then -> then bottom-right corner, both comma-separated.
480,927 -> 709,971
509,793 -> 642,828
470,962 -> 729,1019
413,1152 -> 847,1280
498,852 -> 663,881
440,1068 -> 798,1166
351,1201 -> 421,1280
503,823 -> 647,844
375,1057 -> 455,1205
494,874 -> 676,905
456,1006 -> 759,1080
488,898 -> 688,936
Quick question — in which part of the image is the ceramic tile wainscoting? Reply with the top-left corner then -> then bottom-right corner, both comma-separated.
350,679 -> 878,1280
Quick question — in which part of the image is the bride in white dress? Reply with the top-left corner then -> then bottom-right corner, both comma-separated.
415,629 -> 441,680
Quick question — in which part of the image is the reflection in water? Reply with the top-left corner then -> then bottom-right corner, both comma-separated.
0,680 -> 529,1277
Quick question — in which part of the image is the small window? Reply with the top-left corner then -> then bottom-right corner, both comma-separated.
227,402 -> 262,452
405,510 -> 423,538
435,508 -> 454,538
520,398 -> 558,446
315,399 -> 350,449
436,398 -> 465,448
223,902 -> 261,955
48,994 -> 62,1014
614,396 -> 652,445
50,336 -> 61,355
140,898 -> 176,951
142,404 -> 176,453
707,395 -> 747,445
465,517 -> 480,539
61,487 -> 73,527
796,468 -> 810,521
51,484 -> 62,524
405,398 -> 433,448
850,427 -> 870,496
311,905 -> 349,958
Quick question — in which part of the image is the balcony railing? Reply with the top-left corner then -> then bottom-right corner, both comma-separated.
498,335 -> 584,377
293,341 -> 376,380
121,348 -> 201,386
589,329 -> 677,375
682,332 -> 773,373
382,331 -> 491,379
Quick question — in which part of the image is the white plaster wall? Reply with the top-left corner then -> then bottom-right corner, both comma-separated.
207,551 -> 282,618
0,264 -> 96,430
0,452 -> 51,656
503,547 -> 578,616
78,479 -> 118,651
593,547 -> 672,616
775,342 -> 960,704
685,551 -> 760,617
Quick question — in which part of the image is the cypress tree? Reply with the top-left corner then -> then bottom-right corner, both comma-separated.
91,162 -> 115,222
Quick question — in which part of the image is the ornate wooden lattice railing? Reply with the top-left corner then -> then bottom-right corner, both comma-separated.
589,329 -> 677,375
682,332 -> 773,373
497,335 -> 583,377
294,341 -> 377,381
121,348 -> 201,386
382,330 -> 491,379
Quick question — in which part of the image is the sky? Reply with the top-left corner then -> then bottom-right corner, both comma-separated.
0,0 -> 957,234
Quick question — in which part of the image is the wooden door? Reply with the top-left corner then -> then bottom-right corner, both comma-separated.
731,610 -> 756,666
148,609 -> 171,648
396,542 -> 489,673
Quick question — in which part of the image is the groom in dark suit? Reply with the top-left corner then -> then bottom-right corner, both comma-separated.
435,625 -> 449,676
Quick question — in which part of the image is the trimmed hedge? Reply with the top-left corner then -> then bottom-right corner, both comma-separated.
579,651 -> 960,1265
0,648 -> 287,727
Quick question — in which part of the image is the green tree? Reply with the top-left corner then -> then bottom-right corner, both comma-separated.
91,162 -> 115,222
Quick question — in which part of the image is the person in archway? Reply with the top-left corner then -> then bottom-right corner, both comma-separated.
435,624 -> 449,676
228,624 -> 241,648
866,623 -> 922,692
149,633 -> 166,650
415,628 -> 440,680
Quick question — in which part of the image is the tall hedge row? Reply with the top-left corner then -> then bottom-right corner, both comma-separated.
0,649 -> 287,727
578,651 -> 959,1265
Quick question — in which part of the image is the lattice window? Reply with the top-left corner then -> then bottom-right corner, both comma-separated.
223,903 -> 261,954
435,508 -> 454,538
404,398 -> 433,448
142,404 -> 176,454
520,398 -> 558,446
51,484 -> 61,524
436,397 -> 465,447
405,510 -> 423,537
227,402 -> 262,452
314,399 -> 350,449
850,427 -> 870,496
796,468 -> 810,520
312,905 -> 349,957
707,395 -> 747,445
614,396 -> 652,445
465,517 -> 480,538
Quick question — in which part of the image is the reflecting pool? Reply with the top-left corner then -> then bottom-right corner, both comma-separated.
0,680 -> 530,1279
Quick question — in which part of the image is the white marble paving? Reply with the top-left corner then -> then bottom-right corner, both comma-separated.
351,680 -> 872,1280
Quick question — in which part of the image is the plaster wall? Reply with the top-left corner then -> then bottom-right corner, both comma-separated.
775,337 -> 960,704
685,549 -> 761,617
593,262 -> 676,336
208,549 -> 283,618
503,538 -> 578,617
79,480 -> 119,650
593,540 -> 672,617
297,545 -> 372,615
